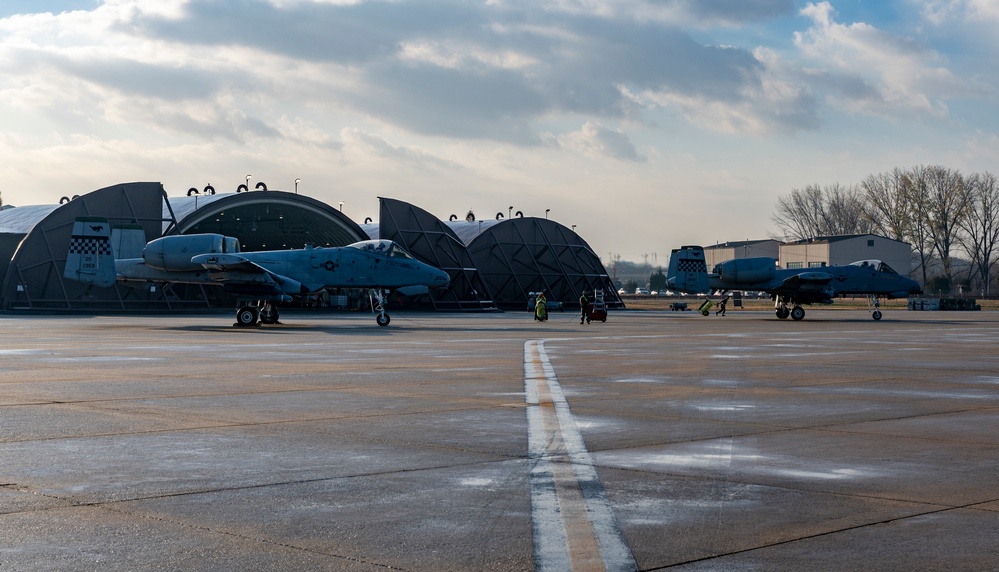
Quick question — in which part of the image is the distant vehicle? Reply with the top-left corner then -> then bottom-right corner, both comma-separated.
64,217 -> 450,327
666,245 -> 922,321
527,292 -> 563,312
617,288 -> 627,295
635,287 -> 649,295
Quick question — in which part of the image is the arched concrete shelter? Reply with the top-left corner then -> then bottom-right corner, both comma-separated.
0,184 -> 367,312
0,182 -> 168,311
453,217 -> 624,311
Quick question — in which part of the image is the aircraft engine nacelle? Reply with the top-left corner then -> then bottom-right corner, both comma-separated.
714,257 -> 776,284
144,234 -> 238,272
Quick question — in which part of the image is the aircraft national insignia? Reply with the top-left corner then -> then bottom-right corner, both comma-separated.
324,260 -> 335,271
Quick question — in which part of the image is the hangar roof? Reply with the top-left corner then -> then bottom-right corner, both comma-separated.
785,233 -> 908,245
0,204 -> 60,235
446,219 -> 502,245
168,190 -> 367,251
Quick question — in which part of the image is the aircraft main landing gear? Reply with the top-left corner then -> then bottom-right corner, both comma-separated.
259,302 -> 280,324
775,299 -> 806,320
235,305 -> 259,327
776,304 -> 790,319
234,301 -> 280,327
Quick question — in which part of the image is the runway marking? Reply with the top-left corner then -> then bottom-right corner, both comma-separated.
525,340 -> 635,572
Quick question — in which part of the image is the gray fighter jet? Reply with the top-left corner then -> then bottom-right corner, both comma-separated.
64,217 -> 450,326
667,245 -> 922,321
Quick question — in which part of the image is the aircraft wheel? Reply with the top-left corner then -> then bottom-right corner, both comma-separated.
872,310 -> 882,321
776,307 -> 789,319
376,313 -> 391,327
260,306 -> 279,324
236,306 -> 259,327
791,306 -> 805,321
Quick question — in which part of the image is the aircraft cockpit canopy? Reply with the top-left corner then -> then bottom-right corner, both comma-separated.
850,259 -> 898,274
347,239 -> 415,260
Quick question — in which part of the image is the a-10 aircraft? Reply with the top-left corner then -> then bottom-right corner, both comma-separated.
667,245 -> 922,321
64,217 -> 450,327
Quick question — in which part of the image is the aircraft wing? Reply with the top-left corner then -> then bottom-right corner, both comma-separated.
190,253 -> 307,295
191,253 -> 263,273
774,271 -> 834,293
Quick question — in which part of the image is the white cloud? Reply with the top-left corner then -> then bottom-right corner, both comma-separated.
793,1 -> 966,118
620,47 -> 817,135
557,121 -> 644,161
497,0 -> 795,27
921,0 -> 999,25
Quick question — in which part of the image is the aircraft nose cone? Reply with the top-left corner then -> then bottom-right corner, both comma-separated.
436,270 -> 451,288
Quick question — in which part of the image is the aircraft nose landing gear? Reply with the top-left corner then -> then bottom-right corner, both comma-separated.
370,289 -> 391,326
869,296 -> 883,320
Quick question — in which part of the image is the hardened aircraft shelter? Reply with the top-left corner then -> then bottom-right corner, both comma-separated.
375,198 -> 496,312
0,183 -> 169,311
453,216 -> 624,311
373,198 -> 623,311
0,183 -> 366,312
0,183 -> 623,313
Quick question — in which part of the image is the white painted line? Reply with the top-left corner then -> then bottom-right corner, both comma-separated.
525,340 -> 636,572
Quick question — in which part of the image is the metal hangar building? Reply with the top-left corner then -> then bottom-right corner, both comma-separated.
0,183 -> 622,313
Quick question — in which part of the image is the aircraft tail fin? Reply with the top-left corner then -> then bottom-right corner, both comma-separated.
666,245 -> 709,294
64,217 -> 117,287
110,224 -> 146,259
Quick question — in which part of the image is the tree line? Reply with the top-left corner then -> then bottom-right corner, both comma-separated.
771,166 -> 999,295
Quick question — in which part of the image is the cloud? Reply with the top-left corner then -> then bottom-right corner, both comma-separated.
793,1 -> 968,118
657,0 -> 797,25
495,0 -> 796,27
0,0 -> 818,144
557,121 -> 644,162
340,127 -> 458,169
921,0 -> 999,25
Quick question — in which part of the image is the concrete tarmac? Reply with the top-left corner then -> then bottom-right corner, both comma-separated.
1,308 -> 997,571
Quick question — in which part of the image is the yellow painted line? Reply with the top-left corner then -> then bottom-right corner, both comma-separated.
525,340 -> 635,572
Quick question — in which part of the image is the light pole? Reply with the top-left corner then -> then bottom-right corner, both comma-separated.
245,174 -> 251,190
295,178 -> 301,194
338,201 -> 344,212
545,209 -> 550,219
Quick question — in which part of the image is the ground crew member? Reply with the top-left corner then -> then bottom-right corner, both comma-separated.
579,290 -> 591,324
535,291 -> 548,322
715,296 -> 728,316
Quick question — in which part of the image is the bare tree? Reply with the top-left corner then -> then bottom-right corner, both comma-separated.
771,183 -> 872,241
903,168 -> 934,287
771,185 -> 825,241
921,165 -> 969,283
862,168 -> 911,242
823,183 -> 875,235
957,172 -> 999,295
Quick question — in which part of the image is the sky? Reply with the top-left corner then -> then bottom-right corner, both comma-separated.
1,0 -> 997,264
